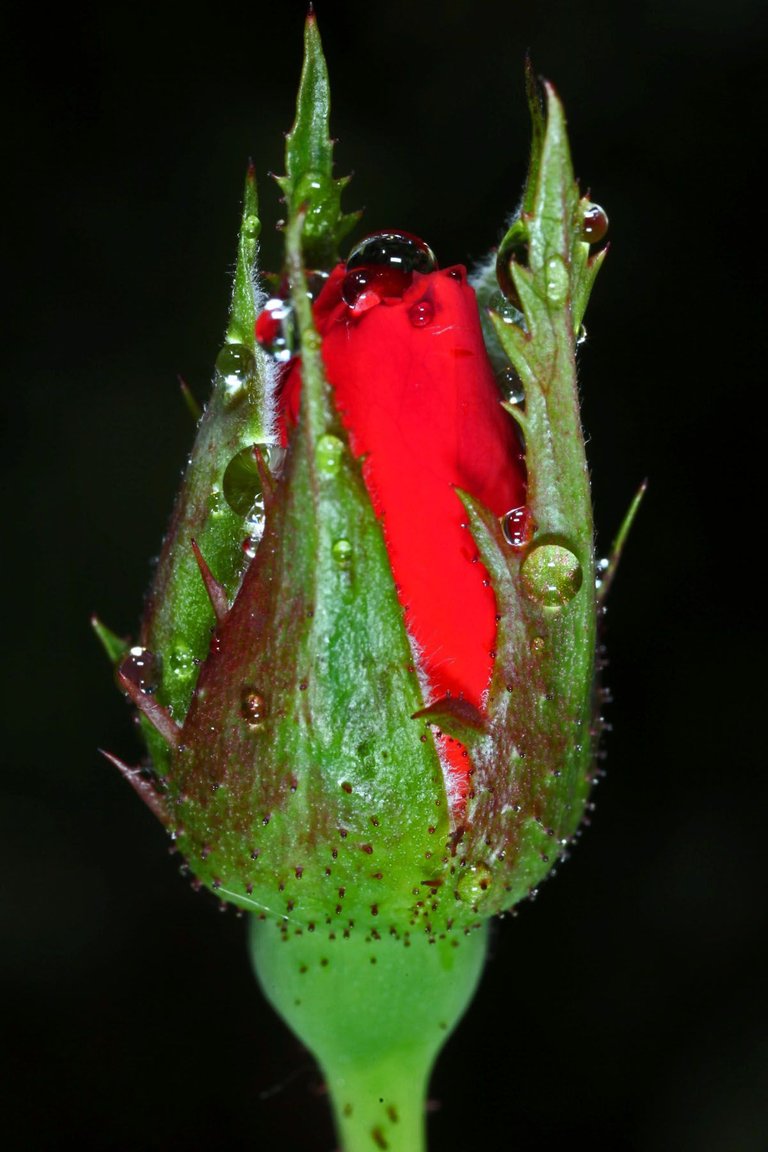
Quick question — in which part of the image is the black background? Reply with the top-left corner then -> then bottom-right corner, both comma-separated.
3,0 -> 766,1149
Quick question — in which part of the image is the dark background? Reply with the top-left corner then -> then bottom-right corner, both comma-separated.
3,0 -> 765,1148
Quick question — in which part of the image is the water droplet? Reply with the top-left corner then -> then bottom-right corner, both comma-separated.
215,343 -> 255,401
489,290 -> 523,325
223,444 -> 273,517
255,298 -> 293,363
521,543 -> 583,608
169,646 -> 195,682
496,365 -> 525,405
294,171 -> 341,240
500,506 -> 535,550
456,863 -> 493,904
241,687 -> 267,729
545,255 -> 569,306
316,433 -> 344,475
346,230 -> 437,275
332,539 -> 353,568
408,299 -> 434,327
531,636 -> 545,653
581,202 -> 609,243
119,646 -> 160,694
243,213 -> 260,240
342,231 -> 437,311
576,324 -> 588,347
242,536 -> 257,560
208,488 -> 226,518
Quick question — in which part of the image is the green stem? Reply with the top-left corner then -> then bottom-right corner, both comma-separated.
250,917 -> 489,1152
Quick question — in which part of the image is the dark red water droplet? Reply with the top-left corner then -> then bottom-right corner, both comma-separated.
582,203 -> 609,243
118,647 -> 159,695
500,505 -> 535,550
408,299 -> 434,327
342,230 -> 438,313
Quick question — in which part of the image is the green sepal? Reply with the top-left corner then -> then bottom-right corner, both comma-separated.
276,12 -> 360,269
91,615 -> 130,664
166,209 -> 452,932
139,165 -> 276,768
452,82 -> 602,914
597,479 -> 647,606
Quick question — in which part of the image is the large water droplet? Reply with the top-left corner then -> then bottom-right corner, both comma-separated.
545,256 -> 569,306
119,646 -> 160,694
520,543 -> 583,608
581,202 -> 609,243
316,433 -> 344,475
332,539 -> 353,568
346,230 -> 437,275
456,863 -> 493,904
222,444 -> 272,517
408,299 -> 434,328
215,343 -> 255,402
241,687 -> 267,729
342,231 -> 437,312
500,506 -> 535,550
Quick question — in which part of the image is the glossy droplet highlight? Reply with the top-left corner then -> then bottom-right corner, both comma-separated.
243,213 -> 260,240
215,343 -> 255,401
119,647 -> 159,695
346,230 -> 437,275
545,256 -> 569,306
168,646 -> 195,683
582,202 -> 609,243
316,433 -> 344,475
342,230 -> 437,311
456,863 -> 493,904
408,300 -> 434,328
241,687 -> 267,729
501,506 -> 535,550
332,539 -> 353,568
496,365 -> 525,405
521,544 -> 583,608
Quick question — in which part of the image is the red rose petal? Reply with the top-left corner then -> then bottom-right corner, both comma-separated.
276,264 -> 526,800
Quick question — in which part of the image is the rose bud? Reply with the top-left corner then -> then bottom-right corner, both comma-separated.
97,16 -> 636,1151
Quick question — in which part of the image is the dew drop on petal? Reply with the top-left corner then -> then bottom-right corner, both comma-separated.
500,506 -> 535,550
346,230 -> 437,275
520,544 -> 583,608
581,202 -> 609,243
408,300 -> 434,328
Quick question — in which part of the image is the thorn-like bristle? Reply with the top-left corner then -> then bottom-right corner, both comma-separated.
99,748 -> 170,826
178,375 -> 202,422
116,669 -> 182,749
91,615 -> 130,664
253,445 -> 276,510
190,539 -> 229,623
